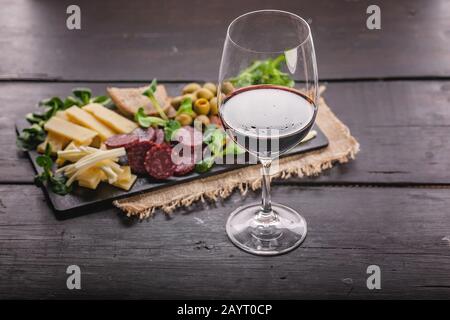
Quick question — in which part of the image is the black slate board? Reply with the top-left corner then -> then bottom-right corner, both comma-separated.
16,120 -> 328,214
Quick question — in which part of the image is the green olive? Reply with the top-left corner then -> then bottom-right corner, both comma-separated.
221,81 -> 234,95
196,88 -> 214,100
193,98 -> 211,115
194,115 -> 210,128
203,82 -> 217,95
175,114 -> 193,126
182,83 -> 201,94
209,97 -> 218,115
182,93 -> 197,104
170,96 -> 184,109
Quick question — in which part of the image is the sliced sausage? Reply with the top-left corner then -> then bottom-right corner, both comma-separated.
105,134 -> 139,149
144,144 -> 175,179
132,127 -> 155,143
127,141 -> 153,174
154,128 -> 165,145
173,126 -> 203,148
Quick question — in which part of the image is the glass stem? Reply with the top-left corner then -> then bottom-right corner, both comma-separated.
260,159 -> 273,214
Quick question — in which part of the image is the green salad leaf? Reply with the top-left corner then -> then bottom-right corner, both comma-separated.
134,107 -> 167,128
223,140 -> 245,155
66,88 -> 112,107
142,78 -> 168,120
194,156 -> 215,173
194,124 -> 244,173
176,97 -> 196,117
34,144 -> 71,195
164,119 -> 181,142
206,128 -> 226,156
134,108 -> 181,142
16,124 -> 46,151
230,54 -> 295,88
72,87 -> 92,105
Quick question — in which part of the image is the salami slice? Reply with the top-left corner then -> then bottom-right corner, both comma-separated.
105,134 -> 139,149
144,144 -> 175,179
171,145 -> 197,176
173,162 -> 195,176
127,141 -> 153,174
154,128 -> 165,145
173,127 -> 203,148
132,127 -> 155,143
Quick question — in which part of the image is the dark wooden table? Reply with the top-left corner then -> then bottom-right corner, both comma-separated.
1,0 -> 450,299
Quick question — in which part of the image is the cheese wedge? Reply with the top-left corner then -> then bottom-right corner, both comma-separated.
117,166 -> 131,182
37,131 -> 70,154
112,174 -> 137,191
77,167 -> 105,190
55,110 -> 69,121
44,116 -> 98,145
65,106 -> 117,141
83,103 -> 137,134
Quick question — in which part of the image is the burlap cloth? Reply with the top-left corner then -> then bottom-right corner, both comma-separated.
114,87 -> 360,218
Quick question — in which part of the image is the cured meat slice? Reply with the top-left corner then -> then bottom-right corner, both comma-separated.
173,162 -> 195,176
144,144 -> 175,179
132,127 -> 155,143
107,85 -> 171,117
127,141 -> 153,174
173,126 -> 203,148
105,134 -> 139,149
171,145 -> 197,176
154,128 -> 165,145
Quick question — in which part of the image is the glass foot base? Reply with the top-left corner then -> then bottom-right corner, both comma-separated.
226,202 -> 307,256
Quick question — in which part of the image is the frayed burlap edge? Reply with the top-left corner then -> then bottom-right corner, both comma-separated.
113,86 -> 360,219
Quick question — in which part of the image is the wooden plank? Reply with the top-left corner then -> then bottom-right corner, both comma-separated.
0,0 -> 449,80
3,81 -> 450,184
1,184 -> 449,299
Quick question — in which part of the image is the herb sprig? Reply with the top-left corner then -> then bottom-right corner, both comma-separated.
176,97 -> 196,117
134,107 -> 181,142
195,124 -> 244,173
34,144 -> 71,195
142,79 -> 168,120
229,54 -> 295,88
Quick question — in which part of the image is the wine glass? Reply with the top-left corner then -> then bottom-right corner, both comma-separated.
217,10 -> 318,255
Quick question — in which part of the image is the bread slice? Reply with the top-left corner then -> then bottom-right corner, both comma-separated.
107,84 -> 171,117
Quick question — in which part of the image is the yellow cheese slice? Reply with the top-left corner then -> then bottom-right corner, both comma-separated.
44,116 -> 98,145
65,106 -> 117,141
83,103 -> 138,134
55,110 -> 69,121
56,141 -> 78,166
117,166 -> 131,182
37,131 -> 70,154
112,174 -> 137,191
77,167 -> 104,190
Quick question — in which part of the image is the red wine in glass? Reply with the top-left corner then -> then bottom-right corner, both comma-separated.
221,85 -> 317,160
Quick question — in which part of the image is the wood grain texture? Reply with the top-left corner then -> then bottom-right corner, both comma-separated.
3,81 -> 450,184
1,184 -> 449,299
0,0 -> 449,81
